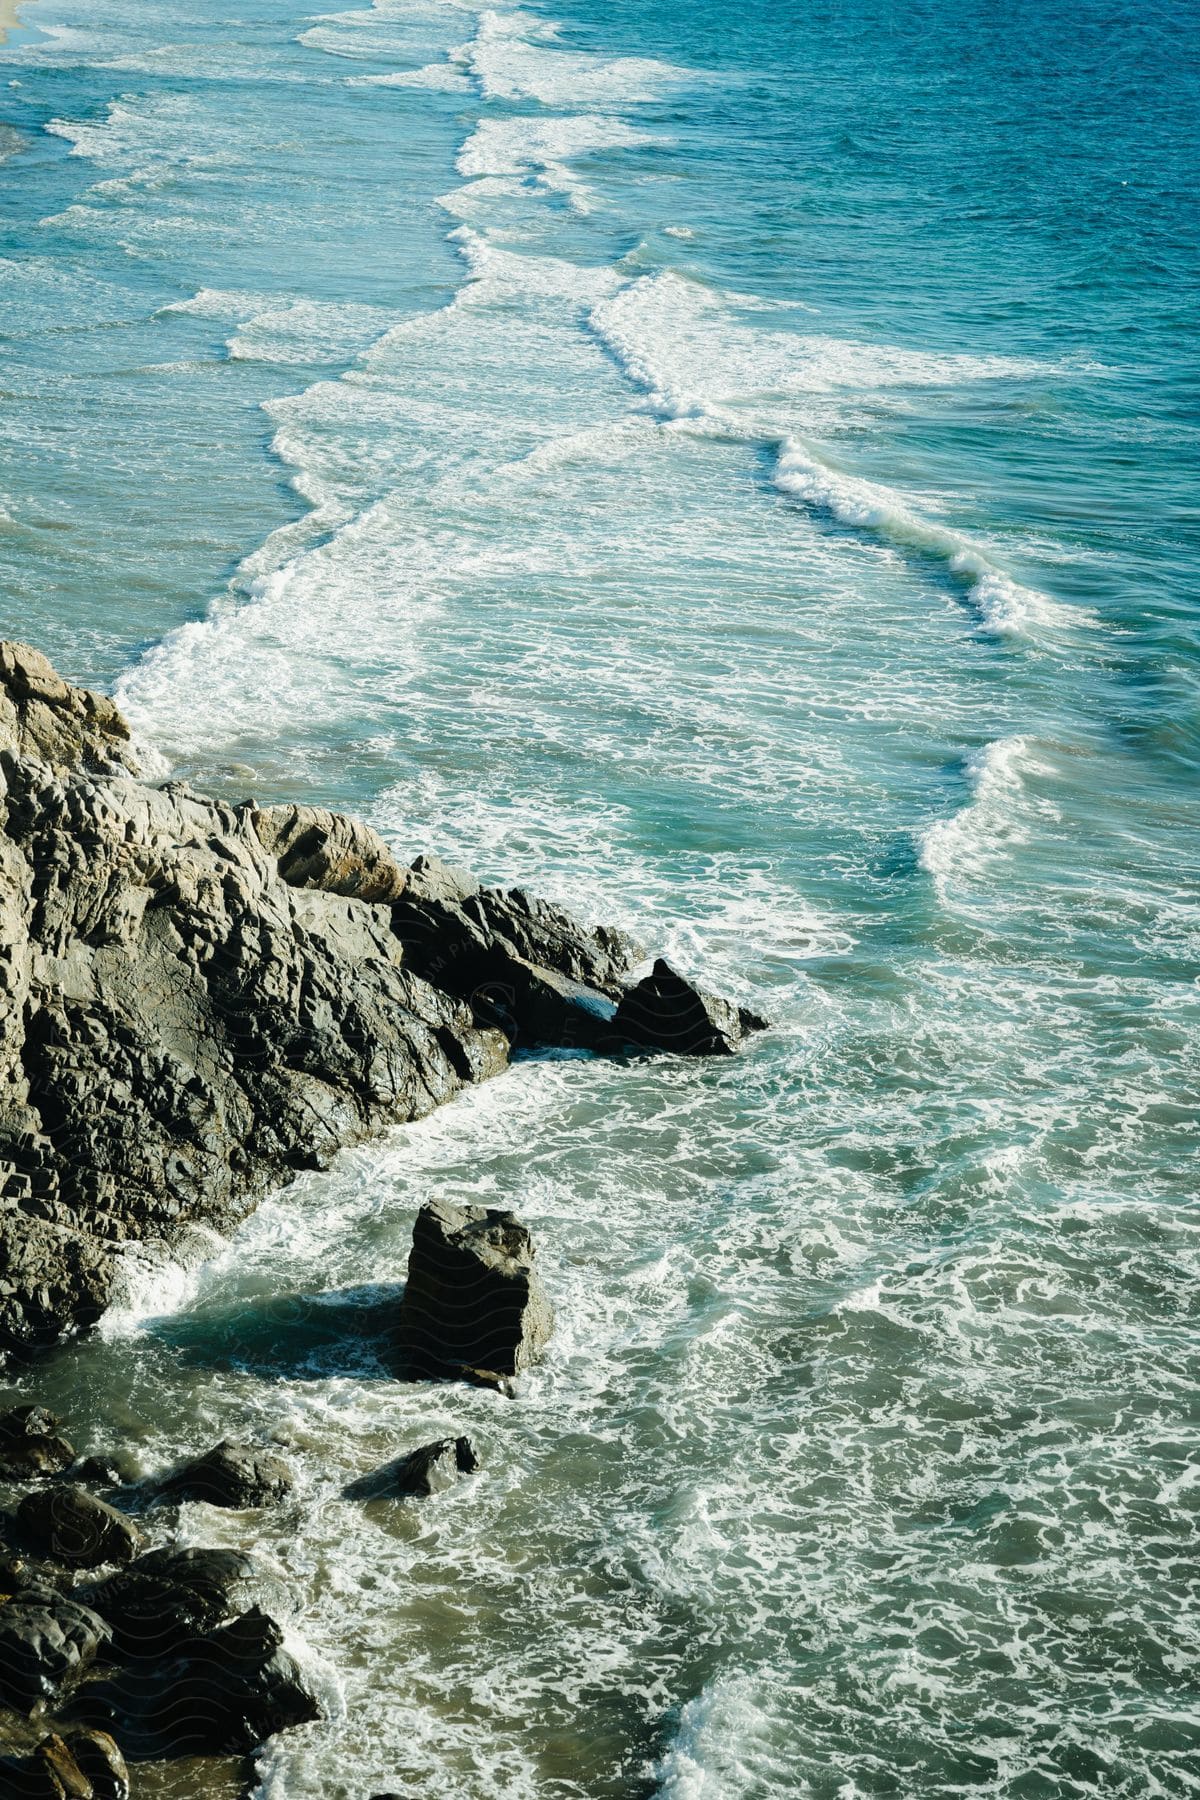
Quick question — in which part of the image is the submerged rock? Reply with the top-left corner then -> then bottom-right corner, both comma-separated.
158,1440 -> 294,1510
0,1586 -> 112,1710
345,1435 -> 479,1501
0,640 -> 762,1356
0,1407 -> 75,1481
16,1487 -> 141,1570
395,1200 -> 553,1384
609,959 -> 768,1056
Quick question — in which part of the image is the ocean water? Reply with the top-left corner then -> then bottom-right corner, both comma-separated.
1,1 -> 1198,1796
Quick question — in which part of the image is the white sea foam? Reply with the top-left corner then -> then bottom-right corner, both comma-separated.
463,6 -> 693,106
457,114 -> 658,180
917,736 -> 1063,899
773,440 -> 1078,637
656,1677 -> 794,1798
590,270 -> 1084,638
97,1226 -> 228,1340
351,61 -> 472,89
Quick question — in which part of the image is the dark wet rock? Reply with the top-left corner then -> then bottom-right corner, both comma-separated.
0,1745 -> 76,1800
87,1607 -> 320,1757
0,1586 -> 112,1710
0,642 -> 754,1357
16,1487 -> 141,1571
609,958 -> 768,1057
0,1513 -> 69,1594
84,1546 -> 291,1661
61,1731 -> 129,1800
0,1407 -> 75,1480
395,1200 -> 553,1383
159,1440 -> 294,1510
345,1435 -> 479,1501
390,885 -> 639,1050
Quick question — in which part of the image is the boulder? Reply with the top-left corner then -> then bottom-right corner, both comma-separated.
395,1200 -> 553,1383
608,959 -> 768,1057
29,1735 -> 94,1800
402,853 -> 477,905
0,640 -> 133,776
84,1546 -> 290,1660
0,1586 -> 112,1710
90,1606 -> 321,1756
67,1456 -> 132,1491
345,1436 -> 479,1501
159,1440 -> 294,1509
252,803 -> 409,903
60,1732 -> 128,1800
17,1487 -> 141,1570
0,1406 -> 75,1480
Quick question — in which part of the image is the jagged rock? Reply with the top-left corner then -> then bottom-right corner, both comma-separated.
16,1487 -> 141,1570
0,642 -> 756,1356
85,1546 -> 291,1660
390,886 -> 637,1050
158,1440 -> 294,1509
0,1586 -> 112,1710
86,1606 -> 320,1756
60,1732 -> 128,1800
345,1435 -> 479,1501
395,1200 -> 553,1383
0,1406 -> 75,1480
402,852 -> 477,904
0,641 -> 133,778
609,959 -> 768,1056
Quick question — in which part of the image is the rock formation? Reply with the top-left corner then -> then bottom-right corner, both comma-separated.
610,958 -> 768,1056
0,1406 -> 75,1480
0,640 -> 763,1357
395,1200 -> 554,1385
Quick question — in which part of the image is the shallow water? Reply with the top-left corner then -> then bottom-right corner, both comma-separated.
1,0 -> 1197,1795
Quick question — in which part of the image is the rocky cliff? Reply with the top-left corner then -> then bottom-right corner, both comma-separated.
0,642 -> 762,1357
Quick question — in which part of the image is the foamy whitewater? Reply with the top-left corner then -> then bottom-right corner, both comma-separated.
1,0 -> 1198,1795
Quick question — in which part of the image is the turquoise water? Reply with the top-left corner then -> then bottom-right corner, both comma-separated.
2,1 -> 1198,1795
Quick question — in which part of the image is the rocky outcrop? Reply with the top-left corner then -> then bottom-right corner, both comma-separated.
0,640 -> 763,1356
83,1606 -> 320,1758
345,1435 -> 479,1500
158,1440 -> 294,1510
84,1546 -> 291,1660
395,1200 -> 554,1386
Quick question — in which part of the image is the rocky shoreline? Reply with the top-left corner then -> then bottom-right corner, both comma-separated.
0,639 -> 762,1358
0,639 -> 764,1791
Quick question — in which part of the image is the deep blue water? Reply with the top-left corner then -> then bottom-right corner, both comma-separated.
1,2 -> 1197,1796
